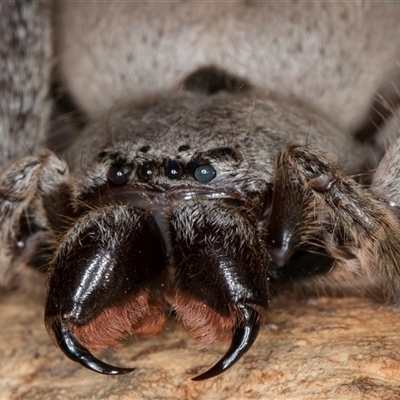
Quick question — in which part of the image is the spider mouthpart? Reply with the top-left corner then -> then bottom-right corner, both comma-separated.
192,306 -> 260,381
50,316 -> 135,375
267,245 -> 295,268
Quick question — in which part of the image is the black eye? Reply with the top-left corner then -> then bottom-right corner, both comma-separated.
139,145 -> 151,153
138,163 -> 154,181
194,164 -> 216,183
178,145 -> 190,152
204,147 -> 239,163
107,166 -> 127,186
165,161 -> 183,180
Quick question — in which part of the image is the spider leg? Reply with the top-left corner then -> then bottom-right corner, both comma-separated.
267,143 -> 400,302
372,135 -> 400,206
0,151 -> 73,292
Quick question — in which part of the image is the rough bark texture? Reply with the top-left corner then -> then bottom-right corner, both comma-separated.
1,291 -> 400,400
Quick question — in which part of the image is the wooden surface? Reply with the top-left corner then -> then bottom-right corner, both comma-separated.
1,291 -> 400,400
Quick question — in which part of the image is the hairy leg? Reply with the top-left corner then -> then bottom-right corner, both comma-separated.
0,1 -> 52,170
0,152 -> 71,292
268,144 -> 400,303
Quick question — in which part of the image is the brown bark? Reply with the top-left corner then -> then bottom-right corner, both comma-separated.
1,291 -> 400,400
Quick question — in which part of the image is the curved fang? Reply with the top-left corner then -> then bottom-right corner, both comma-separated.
51,317 -> 135,375
192,306 -> 260,381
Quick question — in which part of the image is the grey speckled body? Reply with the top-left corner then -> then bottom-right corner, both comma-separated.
54,1 -> 400,134
2,0 -> 400,380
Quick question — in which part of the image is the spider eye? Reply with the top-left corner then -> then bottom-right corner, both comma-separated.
139,145 -> 151,153
107,166 -> 127,186
137,163 -> 154,181
194,164 -> 216,183
165,161 -> 183,180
